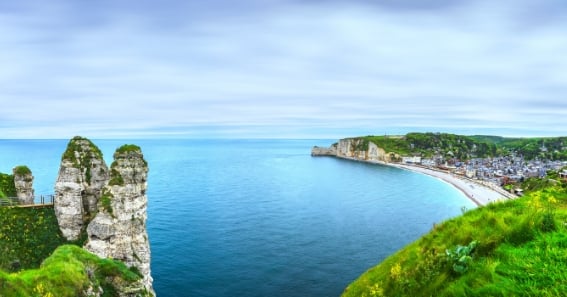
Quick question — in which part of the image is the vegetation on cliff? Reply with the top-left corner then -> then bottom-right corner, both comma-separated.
470,135 -> 567,160
61,136 -> 105,186
342,183 -> 567,297
0,205 -> 145,296
358,133 -> 567,160
0,245 -> 142,297
0,171 -> 17,198
360,133 -> 497,159
13,165 -> 32,176
0,207 -> 66,271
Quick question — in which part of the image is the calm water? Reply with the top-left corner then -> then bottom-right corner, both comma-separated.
0,139 -> 475,297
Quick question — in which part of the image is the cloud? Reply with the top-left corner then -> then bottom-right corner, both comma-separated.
0,0 -> 566,138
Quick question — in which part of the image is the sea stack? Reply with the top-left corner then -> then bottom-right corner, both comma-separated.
12,165 -> 34,205
54,136 -> 109,241
85,144 -> 154,295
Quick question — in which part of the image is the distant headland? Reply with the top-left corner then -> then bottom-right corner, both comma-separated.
313,133 -> 567,205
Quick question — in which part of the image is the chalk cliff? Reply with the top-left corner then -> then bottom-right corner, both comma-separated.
312,138 -> 400,162
12,165 -> 34,205
85,145 -> 154,296
311,144 -> 337,156
54,137 -> 154,296
54,137 -> 109,241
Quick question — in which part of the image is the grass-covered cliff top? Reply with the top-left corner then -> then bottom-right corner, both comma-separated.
0,206 -> 143,296
116,144 -> 142,154
13,165 -> 32,176
0,245 -> 142,297
342,184 -> 567,297
354,133 -> 567,160
61,136 -> 104,163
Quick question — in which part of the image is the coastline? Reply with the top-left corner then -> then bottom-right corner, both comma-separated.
335,156 -> 516,206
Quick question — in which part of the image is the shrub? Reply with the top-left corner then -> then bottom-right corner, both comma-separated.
100,191 -> 114,216
108,169 -> 124,186
445,240 -> 479,275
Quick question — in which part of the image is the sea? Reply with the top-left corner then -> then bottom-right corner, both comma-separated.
0,139 -> 475,297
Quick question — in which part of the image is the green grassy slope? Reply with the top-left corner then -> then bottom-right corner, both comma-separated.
0,168 -> 143,296
0,245 -> 142,297
342,186 -> 567,297
0,203 -> 143,297
1,171 -> 66,271
361,133 -> 498,159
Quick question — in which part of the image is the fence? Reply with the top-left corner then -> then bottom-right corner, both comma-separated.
0,195 -> 54,207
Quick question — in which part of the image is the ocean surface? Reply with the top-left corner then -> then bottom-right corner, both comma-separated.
0,139 -> 475,297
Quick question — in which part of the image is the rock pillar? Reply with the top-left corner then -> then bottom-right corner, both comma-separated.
85,145 -> 154,295
12,166 -> 34,205
54,136 -> 109,241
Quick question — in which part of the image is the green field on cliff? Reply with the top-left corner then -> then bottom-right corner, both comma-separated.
358,133 -> 567,160
342,182 -> 567,297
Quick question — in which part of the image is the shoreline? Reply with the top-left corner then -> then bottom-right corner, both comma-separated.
334,156 -> 516,206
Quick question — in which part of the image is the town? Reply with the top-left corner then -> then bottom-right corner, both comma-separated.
405,154 -> 567,195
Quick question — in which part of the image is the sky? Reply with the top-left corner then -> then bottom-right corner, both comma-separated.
1,0 -> 566,139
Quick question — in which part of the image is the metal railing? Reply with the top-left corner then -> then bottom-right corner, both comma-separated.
0,194 -> 54,207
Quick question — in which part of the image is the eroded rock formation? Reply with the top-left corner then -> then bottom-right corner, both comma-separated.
311,144 -> 337,156
54,136 -> 109,241
12,165 -> 34,205
54,137 -> 154,296
312,138 -> 400,162
85,145 -> 154,295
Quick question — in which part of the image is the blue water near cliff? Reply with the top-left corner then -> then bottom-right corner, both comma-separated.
0,139 -> 475,297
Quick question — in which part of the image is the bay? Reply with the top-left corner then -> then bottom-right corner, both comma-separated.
0,139 -> 475,297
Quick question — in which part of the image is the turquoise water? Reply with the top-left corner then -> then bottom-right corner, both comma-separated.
0,139 -> 475,296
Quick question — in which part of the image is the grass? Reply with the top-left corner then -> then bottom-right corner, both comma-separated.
116,144 -> 141,154
61,136 -> 103,171
108,168 -> 124,186
0,173 -> 16,198
0,202 -> 144,296
0,207 -> 67,271
0,245 -> 142,297
114,144 -> 148,168
13,165 -> 32,176
342,186 -> 567,297
363,136 -> 412,156
100,190 -> 114,216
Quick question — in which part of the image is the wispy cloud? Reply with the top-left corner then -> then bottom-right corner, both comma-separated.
0,0 -> 566,138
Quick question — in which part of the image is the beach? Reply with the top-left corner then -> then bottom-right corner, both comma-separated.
390,163 -> 516,206
339,157 -> 516,206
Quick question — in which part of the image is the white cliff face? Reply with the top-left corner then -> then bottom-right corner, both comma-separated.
12,166 -> 34,205
54,137 -> 108,241
322,138 -> 399,162
85,146 -> 154,296
54,162 -> 85,240
311,144 -> 337,156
